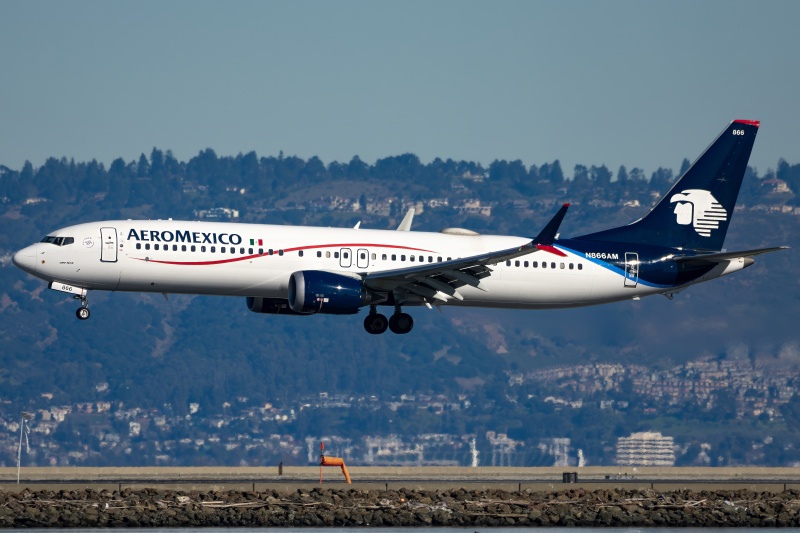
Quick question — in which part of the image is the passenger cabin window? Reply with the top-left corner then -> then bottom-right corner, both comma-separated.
136,243 -> 141,250
401,255 -> 406,261
191,245 -> 196,252
533,261 -> 538,267
551,262 -> 556,269
145,243 -> 150,250
181,245 -> 187,252
298,250 -> 303,257
334,252 -> 340,259
173,245 -> 177,251
211,246 -> 216,253
154,244 -> 160,251
382,254 -> 387,260
317,251 -> 322,258
248,248 -> 253,255
578,264 -> 583,270
279,249 -> 284,256
326,251 -> 331,258
391,254 -> 397,261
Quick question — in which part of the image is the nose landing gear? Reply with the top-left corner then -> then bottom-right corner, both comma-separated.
74,294 -> 90,320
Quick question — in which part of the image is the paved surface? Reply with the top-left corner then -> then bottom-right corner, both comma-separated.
2,466 -> 800,493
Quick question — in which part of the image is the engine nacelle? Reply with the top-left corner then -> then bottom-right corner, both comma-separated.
288,270 -> 367,315
246,297 -> 308,315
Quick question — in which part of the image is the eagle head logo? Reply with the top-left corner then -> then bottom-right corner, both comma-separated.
669,189 -> 728,237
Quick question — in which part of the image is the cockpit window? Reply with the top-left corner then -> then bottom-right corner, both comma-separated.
40,236 -> 74,246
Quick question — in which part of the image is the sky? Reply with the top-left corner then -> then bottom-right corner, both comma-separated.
0,0 -> 798,177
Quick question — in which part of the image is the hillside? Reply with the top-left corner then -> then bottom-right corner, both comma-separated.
0,152 -> 798,466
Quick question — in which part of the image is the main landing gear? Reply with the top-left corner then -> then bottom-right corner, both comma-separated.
363,305 -> 413,335
74,294 -> 90,320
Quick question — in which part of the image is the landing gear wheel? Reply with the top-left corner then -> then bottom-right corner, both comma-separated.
364,313 -> 389,334
76,307 -> 90,320
389,312 -> 413,334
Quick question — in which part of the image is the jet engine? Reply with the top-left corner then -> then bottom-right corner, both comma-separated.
288,270 -> 368,315
246,297 -> 307,315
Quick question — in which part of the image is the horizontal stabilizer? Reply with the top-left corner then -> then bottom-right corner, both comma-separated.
673,246 -> 788,265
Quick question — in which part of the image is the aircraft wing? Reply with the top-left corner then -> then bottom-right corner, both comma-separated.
672,246 -> 788,265
362,204 -> 570,302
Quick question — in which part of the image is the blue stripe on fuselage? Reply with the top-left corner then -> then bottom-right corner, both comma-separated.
553,241 -> 706,290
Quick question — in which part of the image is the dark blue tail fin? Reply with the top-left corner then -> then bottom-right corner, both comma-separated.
578,120 -> 760,251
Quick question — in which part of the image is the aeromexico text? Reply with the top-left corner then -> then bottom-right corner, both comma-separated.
127,229 -> 243,245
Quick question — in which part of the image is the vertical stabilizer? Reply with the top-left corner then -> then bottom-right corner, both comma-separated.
578,120 -> 759,251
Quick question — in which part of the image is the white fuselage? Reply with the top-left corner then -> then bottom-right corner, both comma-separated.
12,219 -> 671,309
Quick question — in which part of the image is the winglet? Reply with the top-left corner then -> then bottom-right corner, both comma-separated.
396,208 -> 415,231
533,203 -> 570,245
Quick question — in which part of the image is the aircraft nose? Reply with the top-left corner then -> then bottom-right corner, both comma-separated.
12,244 -> 37,273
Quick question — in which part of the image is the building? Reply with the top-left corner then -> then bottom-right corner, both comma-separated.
616,431 -> 675,466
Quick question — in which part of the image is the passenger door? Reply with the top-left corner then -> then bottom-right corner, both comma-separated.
100,227 -> 118,262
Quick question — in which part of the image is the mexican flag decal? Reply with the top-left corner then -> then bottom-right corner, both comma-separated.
249,239 -> 263,246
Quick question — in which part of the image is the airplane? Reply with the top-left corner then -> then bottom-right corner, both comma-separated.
12,119 -> 787,334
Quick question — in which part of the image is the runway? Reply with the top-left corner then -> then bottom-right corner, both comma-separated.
2,466 -> 800,493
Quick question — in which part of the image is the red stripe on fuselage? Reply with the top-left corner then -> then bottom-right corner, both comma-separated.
537,244 -> 568,257
131,242 -> 437,266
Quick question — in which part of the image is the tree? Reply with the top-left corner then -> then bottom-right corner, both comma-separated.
301,156 -> 327,182
347,156 -> 368,179
136,153 -> 150,178
540,160 -> 564,184
81,159 -> 108,193
678,158 -> 691,177
616,165 -> 628,185
105,157 -> 131,207
650,167 -> 674,191
150,148 -> 165,178
590,165 -> 612,187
